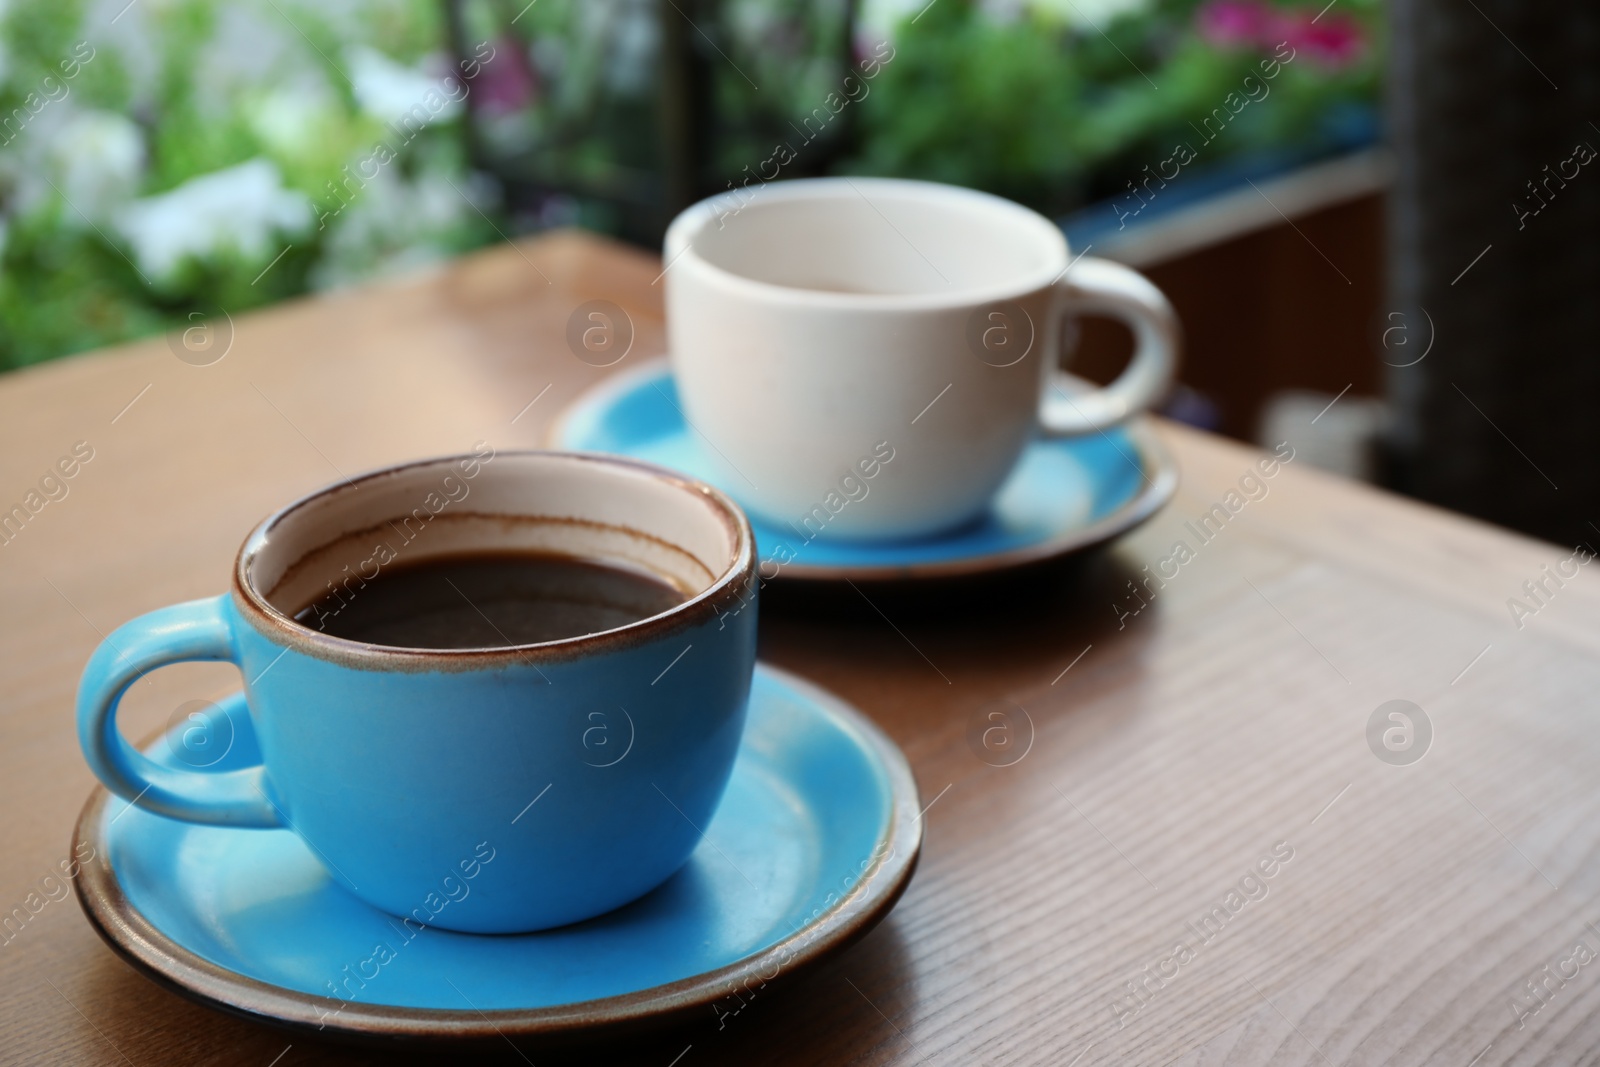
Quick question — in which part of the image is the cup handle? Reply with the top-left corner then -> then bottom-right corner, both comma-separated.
1038,256 -> 1181,435
76,595 -> 284,828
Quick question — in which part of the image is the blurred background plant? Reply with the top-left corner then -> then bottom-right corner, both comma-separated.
853,0 -> 1378,212
0,0 -> 1380,372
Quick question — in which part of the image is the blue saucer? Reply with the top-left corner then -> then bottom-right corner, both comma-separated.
551,360 -> 1177,581
73,665 -> 920,1043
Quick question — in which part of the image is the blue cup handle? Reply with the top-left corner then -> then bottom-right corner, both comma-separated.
76,595 -> 284,828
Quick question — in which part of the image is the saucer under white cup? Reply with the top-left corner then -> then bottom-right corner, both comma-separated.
664,176 -> 1180,542
551,360 -> 1178,582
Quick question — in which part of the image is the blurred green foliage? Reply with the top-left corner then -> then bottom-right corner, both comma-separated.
0,0 -> 1380,372
846,0 -> 1381,212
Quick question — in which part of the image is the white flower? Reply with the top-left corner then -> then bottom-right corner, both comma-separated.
310,166 -> 494,290
605,1 -> 659,94
346,45 -> 462,128
246,85 -> 339,161
116,158 -> 312,281
859,0 -> 933,39
1031,0 -> 1152,25
49,110 -> 145,223
861,0 -> 1151,37
0,0 -> 13,87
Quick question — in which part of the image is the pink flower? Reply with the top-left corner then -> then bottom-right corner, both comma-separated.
475,37 -> 538,115
1197,1 -> 1367,69
1282,12 -> 1366,69
1196,0 -> 1276,48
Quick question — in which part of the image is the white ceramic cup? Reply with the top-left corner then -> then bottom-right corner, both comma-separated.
664,177 -> 1180,541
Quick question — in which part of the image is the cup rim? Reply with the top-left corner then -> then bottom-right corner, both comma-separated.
665,176 -> 1071,311
230,450 -> 756,669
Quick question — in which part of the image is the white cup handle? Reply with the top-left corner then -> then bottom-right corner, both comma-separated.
1038,256 -> 1180,435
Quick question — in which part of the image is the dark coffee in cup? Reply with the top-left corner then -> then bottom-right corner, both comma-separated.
295,551 -> 687,649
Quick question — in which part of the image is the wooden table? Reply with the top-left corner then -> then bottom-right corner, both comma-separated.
5,231 -> 1600,1067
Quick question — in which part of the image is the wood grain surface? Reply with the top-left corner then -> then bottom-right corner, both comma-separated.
3,231 -> 1599,1067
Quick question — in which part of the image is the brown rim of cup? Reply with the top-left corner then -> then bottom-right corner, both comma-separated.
229,450 -> 757,672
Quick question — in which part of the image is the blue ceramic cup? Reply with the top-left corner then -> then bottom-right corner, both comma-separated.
76,450 -> 758,933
